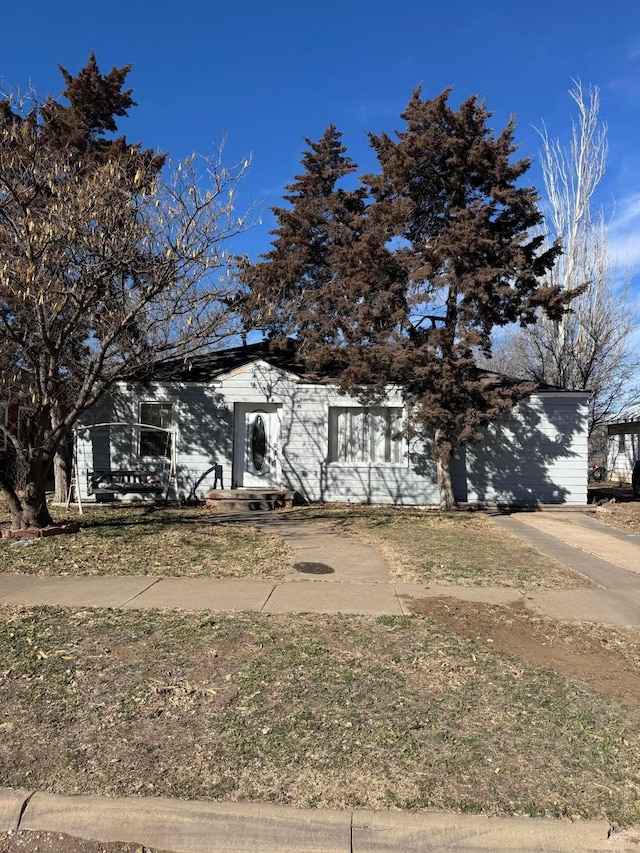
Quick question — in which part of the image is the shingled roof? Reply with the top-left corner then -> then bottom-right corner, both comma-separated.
127,338 -> 573,392
129,339 -> 318,383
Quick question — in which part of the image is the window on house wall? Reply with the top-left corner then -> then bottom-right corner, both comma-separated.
139,402 -> 172,457
619,433 -> 626,453
328,407 -> 403,464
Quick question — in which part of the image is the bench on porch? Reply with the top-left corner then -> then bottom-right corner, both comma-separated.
88,470 -> 164,495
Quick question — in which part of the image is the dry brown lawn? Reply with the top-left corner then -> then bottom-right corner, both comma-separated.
0,605 -> 638,824
1,501 -> 594,590
0,504 -> 292,580
284,505 -> 595,589
596,502 -> 640,535
2,499 -> 640,824
586,484 -> 640,534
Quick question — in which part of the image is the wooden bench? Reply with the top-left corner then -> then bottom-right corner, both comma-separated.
88,470 -> 164,495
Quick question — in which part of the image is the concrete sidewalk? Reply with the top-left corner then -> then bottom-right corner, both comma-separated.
494,511 -> 640,627
1,787 -> 635,852
0,513 -> 406,616
2,509 -> 640,625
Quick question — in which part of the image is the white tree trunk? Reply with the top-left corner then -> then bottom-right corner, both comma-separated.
485,82 -> 639,436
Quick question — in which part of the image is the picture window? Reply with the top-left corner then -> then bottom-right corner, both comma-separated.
328,407 -> 403,464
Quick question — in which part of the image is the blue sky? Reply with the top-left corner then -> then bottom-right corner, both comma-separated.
2,0 -> 639,281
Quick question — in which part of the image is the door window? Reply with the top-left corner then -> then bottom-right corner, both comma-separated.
252,415 -> 267,471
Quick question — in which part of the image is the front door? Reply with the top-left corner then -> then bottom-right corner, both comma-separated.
236,405 -> 281,488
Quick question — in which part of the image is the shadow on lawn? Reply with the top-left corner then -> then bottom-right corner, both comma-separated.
67,505 -> 206,536
588,484 -> 638,504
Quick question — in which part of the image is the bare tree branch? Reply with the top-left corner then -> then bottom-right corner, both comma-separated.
0,61 -> 249,527
485,82 -> 640,456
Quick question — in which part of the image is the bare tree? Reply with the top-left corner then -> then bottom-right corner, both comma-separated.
0,58 -> 248,529
503,82 -> 639,449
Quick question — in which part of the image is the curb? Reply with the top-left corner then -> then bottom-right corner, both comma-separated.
0,787 -> 33,832
0,788 -> 635,852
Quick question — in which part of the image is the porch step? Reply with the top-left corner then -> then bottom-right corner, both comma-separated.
204,488 -> 296,513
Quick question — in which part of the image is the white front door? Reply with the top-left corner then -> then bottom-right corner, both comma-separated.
237,405 -> 281,488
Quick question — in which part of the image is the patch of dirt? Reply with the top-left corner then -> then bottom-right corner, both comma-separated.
408,596 -> 640,708
0,830 -> 169,853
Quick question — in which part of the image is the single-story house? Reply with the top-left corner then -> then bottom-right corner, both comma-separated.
74,341 -> 589,507
606,407 -> 640,484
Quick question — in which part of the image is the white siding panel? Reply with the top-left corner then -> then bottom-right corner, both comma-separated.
607,424 -> 640,484
265,385 -> 437,505
76,384 -> 234,501
467,393 -> 588,506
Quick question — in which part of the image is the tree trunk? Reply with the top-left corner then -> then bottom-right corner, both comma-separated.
49,413 -> 72,505
0,473 -> 24,531
53,445 -> 70,504
18,477 -> 54,528
435,428 -> 458,511
0,464 -> 53,530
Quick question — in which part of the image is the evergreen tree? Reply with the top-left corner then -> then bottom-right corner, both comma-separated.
242,124 -> 406,374
244,90 -> 569,510
243,124 -> 361,357
361,87 -> 568,508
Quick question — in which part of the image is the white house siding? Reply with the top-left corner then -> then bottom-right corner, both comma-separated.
466,392 -> 589,506
212,362 -> 440,504
76,383 -> 234,501
607,422 -> 640,484
279,394 -> 441,506
75,361 -> 588,506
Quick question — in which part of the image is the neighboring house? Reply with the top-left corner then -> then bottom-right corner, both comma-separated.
606,407 -> 640,484
74,341 -> 589,507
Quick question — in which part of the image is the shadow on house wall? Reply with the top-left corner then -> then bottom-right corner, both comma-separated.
80,372 -> 586,507
246,368 -> 585,506
256,367 -> 439,505
80,385 -> 233,500
465,396 -> 584,505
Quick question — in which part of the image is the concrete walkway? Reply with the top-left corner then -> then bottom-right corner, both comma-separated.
500,510 -> 640,576
0,515 -> 409,616
494,511 -> 640,627
2,509 -> 640,625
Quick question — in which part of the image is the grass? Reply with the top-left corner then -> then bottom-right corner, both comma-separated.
0,501 -> 591,590
1,499 -> 638,823
0,605 -> 638,823
284,505 -> 595,589
596,501 -> 640,535
0,504 -> 293,579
